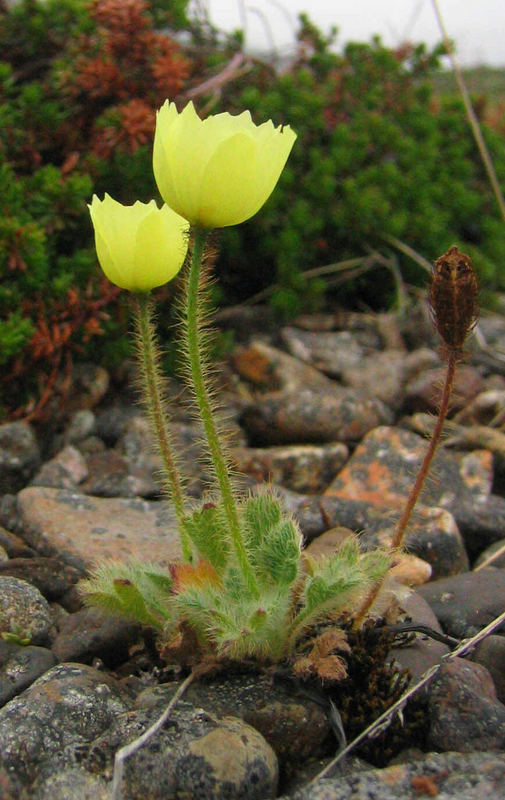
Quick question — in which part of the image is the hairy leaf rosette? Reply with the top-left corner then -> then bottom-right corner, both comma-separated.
89,194 -> 189,292
153,101 -> 296,228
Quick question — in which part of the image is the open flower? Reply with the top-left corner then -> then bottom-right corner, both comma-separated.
153,101 -> 296,229
88,194 -> 189,292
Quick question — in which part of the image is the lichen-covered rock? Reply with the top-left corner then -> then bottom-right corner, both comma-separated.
0,663 -> 132,786
0,576 -> 54,645
283,751 -> 505,800
89,703 -> 278,800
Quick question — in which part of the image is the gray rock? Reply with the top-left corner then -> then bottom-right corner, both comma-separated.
0,421 -> 40,493
88,703 -> 278,800
427,658 -> 505,751
0,525 -> 35,558
241,389 -> 393,446
280,327 -> 368,378
404,364 -> 484,413
0,662 -> 132,785
31,445 -> 88,490
232,341 -> 331,394
231,442 -> 348,494
341,349 -> 406,408
30,765 -> 109,800
80,449 -> 158,498
283,751 -> 505,799
388,591 -> 449,683
0,641 -> 56,706
0,556 -> 83,603
298,495 -> 468,578
0,576 -> 54,645
472,635 -> 505,704
417,567 -> 505,638
454,496 -> 505,557
137,671 -> 330,769
64,409 -> 97,444
325,425 -> 497,559
52,607 -> 141,667
16,487 -> 181,568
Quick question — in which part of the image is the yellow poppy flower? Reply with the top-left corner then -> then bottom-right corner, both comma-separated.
153,101 -> 296,228
88,194 -> 189,292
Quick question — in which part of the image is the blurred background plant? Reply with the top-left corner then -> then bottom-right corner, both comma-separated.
1,0 -> 504,421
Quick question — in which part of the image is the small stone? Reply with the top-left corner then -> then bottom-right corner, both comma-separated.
472,635 -> 505,704
31,446 -> 88,490
80,449 -> 157,498
241,389 -> 393,446
284,751 -> 505,800
0,576 -> 54,646
233,341 -> 330,393
404,364 -> 484,413
0,663 -> 132,786
231,442 -> 348,494
427,658 -> 505,751
0,640 -> 56,706
341,350 -> 406,408
0,526 -> 35,558
69,363 -> 110,411
281,327 -> 367,378
52,607 -> 141,667
389,553 -> 432,586
418,567 -> 505,638
304,527 -> 355,560
16,487 -> 181,568
388,591 -> 449,683
30,765 -> 109,800
0,422 -> 41,494
64,409 -> 96,444
89,703 -> 278,800
0,557 -> 83,603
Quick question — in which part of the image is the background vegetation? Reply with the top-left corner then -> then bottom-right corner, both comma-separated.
1,0 -> 504,420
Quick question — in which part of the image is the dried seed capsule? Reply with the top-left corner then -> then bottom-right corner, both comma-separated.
429,245 -> 479,351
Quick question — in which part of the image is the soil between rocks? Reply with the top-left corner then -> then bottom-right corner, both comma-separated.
1,302 -> 505,799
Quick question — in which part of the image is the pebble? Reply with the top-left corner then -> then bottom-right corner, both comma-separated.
471,635 -> 505,703
284,751 -> 505,800
231,442 -> 348,494
241,389 -> 393,445
51,606 -> 141,666
0,421 -> 40,494
15,486 -> 181,568
417,567 -> 505,638
88,703 -> 278,800
0,640 -> 56,705
0,663 -> 132,785
0,576 -> 55,645
427,658 -> 505,751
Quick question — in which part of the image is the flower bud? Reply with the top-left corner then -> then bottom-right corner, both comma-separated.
429,245 -> 478,351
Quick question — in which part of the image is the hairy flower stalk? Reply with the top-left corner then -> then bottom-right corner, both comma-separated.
133,293 -> 191,561
353,246 -> 479,628
184,228 -> 259,596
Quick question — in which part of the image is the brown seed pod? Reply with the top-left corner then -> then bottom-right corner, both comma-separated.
429,245 -> 479,352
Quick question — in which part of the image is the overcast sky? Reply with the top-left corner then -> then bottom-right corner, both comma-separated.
192,0 -> 505,66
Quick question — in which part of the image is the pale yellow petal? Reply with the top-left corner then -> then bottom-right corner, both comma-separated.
152,101 -> 297,228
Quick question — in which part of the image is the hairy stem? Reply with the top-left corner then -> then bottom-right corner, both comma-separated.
353,350 -> 458,628
185,228 -> 259,596
133,293 -> 191,561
